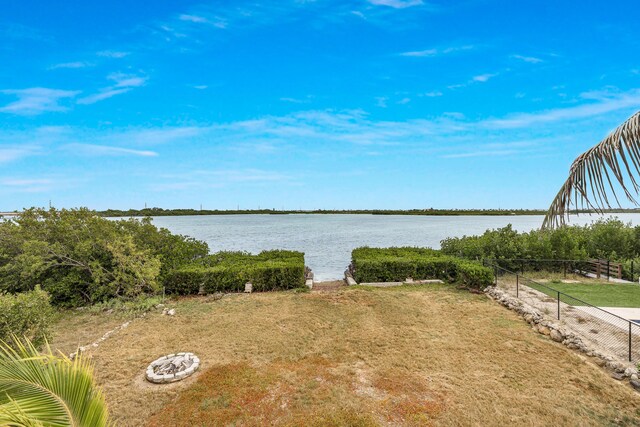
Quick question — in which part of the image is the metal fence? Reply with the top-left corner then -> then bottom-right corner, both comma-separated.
485,262 -> 640,362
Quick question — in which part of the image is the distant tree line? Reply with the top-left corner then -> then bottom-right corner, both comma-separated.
97,207 -> 640,217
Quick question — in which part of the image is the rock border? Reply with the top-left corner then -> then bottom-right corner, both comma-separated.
485,286 -> 640,390
70,319 -> 132,360
145,352 -> 200,384
343,270 -> 443,287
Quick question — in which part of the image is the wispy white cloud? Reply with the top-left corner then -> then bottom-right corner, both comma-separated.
0,88 -> 79,115
400,45 -> 474,57
76,73 -> 147,105
512,54 -> 543,64
108,72 -> 147,88
178,13 -> 227,28
482,89 -> 640,129
442,149 -> 521,159
192,85 -> 208,90
151,168 -> 291,191
472,73 -> 497,82
63,144 -> 158,157
420,91 -> 443,97
397,97 -> 411,104
442,141 -> 538,158
375,97 -> 388,108
49,61 -> 94,70
368,0 -> 423,8
0,145 -> 41,163
96,50 -> 130,58
194,169 -> 290,182
180,14 -> 208,23
1,178 -> 52,186
77,89 -> 131,105
98,127 -> 204,146
0,178 -> 55,193
280,96 -> 313,104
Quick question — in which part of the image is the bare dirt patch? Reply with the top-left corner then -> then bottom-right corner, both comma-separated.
51,285 -> 640,426
312,280 -> 346,292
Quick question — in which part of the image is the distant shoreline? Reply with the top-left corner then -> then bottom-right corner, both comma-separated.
89,208 -> 640,218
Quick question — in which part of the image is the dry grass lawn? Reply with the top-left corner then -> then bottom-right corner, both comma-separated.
51,284 -> 640,426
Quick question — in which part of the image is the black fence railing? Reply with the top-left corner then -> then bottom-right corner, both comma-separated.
485,258 -> 637,282
485,261 -> 640,363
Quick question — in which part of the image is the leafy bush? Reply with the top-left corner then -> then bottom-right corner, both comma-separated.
440,218 -> 640,263
351,247 -> 492,289
0,208 -> 208,307
164,250 -> 306,294
0,286 -> 53,348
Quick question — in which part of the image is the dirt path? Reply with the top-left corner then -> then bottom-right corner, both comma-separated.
312,280 -> 346,291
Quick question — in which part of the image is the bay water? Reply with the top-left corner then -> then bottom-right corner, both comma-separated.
150,214 -> 640,281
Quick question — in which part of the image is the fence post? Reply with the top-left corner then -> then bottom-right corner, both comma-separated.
563,261 -> 567,279
629,322 -> 633,362
557,291 -> 560,320
607,259 -> 610,282
632,260 -> 635,283
516,274 -> 519,298
494,265 -> 498,286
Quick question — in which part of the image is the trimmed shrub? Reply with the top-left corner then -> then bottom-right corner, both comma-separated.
164,250 -> 305,295
456,261 -> 494,289
351,247 -> 492,290
0,286 -> 53,348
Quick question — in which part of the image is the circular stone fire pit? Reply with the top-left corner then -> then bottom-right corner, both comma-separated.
145,352 -> 200,384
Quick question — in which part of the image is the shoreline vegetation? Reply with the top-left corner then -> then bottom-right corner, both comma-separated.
3,208 -> 640,218
98,207 -> 640,217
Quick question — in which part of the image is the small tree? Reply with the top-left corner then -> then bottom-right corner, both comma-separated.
0,208 -> 207,306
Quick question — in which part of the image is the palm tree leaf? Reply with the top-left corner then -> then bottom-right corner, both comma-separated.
0,337 -> 111,427
543,111 -> 640,228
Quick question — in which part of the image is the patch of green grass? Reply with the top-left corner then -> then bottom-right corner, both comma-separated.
528,281 -> 640,308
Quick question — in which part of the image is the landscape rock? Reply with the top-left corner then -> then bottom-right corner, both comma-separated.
631,379 -> 640,390
163,308 -> 176,316
537,325 -> 551,336
550,329 -> 563,342
607,361 -> 626,373
625,367 -> 638,377
611,372 -> 626,381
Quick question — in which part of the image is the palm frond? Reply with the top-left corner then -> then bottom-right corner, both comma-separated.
542,111 -> 640,229
0,337 -> 111,427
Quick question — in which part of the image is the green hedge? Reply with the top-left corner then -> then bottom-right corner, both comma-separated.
164,250 -> 305,295
351,247 -> 492,289
0,286 -> 53,348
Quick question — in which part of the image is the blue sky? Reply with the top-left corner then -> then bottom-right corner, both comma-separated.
1,0 -> 639,211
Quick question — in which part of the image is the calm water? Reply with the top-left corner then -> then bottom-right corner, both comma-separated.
149,214 -> 640,281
